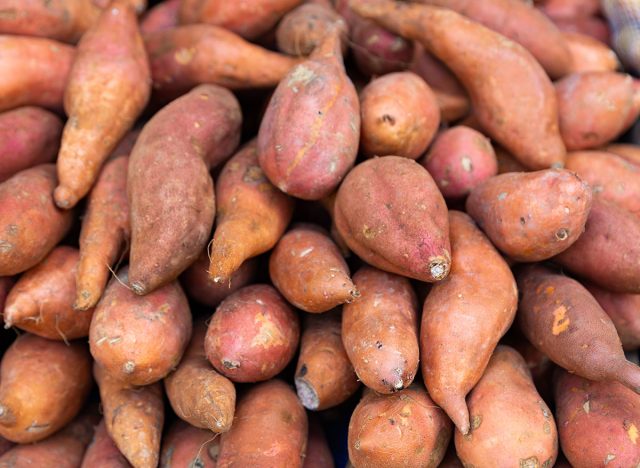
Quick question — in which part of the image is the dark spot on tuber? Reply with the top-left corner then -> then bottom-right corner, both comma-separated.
555,228 -> 569,241
375,341 -> 383,349
381,114 -> 396,125
388,418 -> 396,425
298,364 -> 308,377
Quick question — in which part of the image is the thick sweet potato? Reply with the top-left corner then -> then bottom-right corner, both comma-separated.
348,384 -> 452,468
128,84 -> 241,295
160,420 -> 219,468
587,283 -> 640,351
335,156 -> 451,282
349,0 -> 566,170
89,268 -> 192,386
343,266 -> 419,393
295,311 -> 359,410
517,264 -> 640,393
208,141 -> 294,284
81,420 -> 131,468
605,143 -> 640,167
304,417 -> 334,468
454,346 -> 558,467
140,0 -> 180,34
218,380 -> 307,467
564,31 -> 619,73
276,3 -> 346,56
0,164 -> 73,276
270,224 -> 357,313
205,284 -> 300,383
0,334 -> 92,443
421,126 -> 497,199
465,169 -> 592,261
422,211 -> 517,435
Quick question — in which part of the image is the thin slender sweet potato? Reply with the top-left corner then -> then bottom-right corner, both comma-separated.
54,0 -> 150,209
140,0 -> 180,34
89,267 -> 192,386
160,420 -> 219,468
605,143 -> 640,166
304,417 -> 334,468
0,334 -> 92,443
277,3 -> 346,56
422,211 -> 517,435
564,31 -> 619,73
0,164 -> 74,276
129,84 -> 241,295
587,283 -> 640,351
81,420 -> 131,468
208,140 -> 294,284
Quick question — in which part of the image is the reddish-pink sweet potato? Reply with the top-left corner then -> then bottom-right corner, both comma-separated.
276,3 -> 346,56
587,283 -> 640,351
160,420 -> 219,468
140,0 -> 180,34
304,416 -> 334,468
605,143 -> 640,167
551,15 -> 611,43
80,420 -> 131,468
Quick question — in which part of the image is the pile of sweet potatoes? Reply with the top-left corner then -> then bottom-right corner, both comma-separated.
0,0 -> 639,466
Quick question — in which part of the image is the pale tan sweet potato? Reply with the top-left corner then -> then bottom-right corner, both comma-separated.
563,31 -> 619,73
160,420 -> 219,468
140,0 -> 180,34
587,283 -> 640,351
81,420 -> 131,468
276,3 -> 346,56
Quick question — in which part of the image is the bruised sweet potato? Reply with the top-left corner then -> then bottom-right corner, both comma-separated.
605,143 -> 640,167
454,346 -> 558,467
128,84 -> 241,295
0,107 -> 62,183
0,164 -> 73,276
587,283 -> 640,351
140,0 -> 180,34
205,284 -> 300,383
304,417 -> 334,468
343,266 -> 419,393
276,3 -> 346,56
348,384 -> 452,468
0,334 -> 92,443
564,31 -> 619,73
160,420 -> 219,468
422,211 -> 517,435
335,156 -> 451,282
350,0 -> 566,170
81,420 -> 131,468
89,268 -> 192,386
217,380 -> 307,468
465,169 -> 592,261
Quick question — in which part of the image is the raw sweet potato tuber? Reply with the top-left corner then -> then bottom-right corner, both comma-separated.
563,31 -> 619,73
276,3 -> 346,56
140,0 -> 180,34
587,283 -> 640,351
495,146 -> 527,174
304,417 -> 334,468
605,143 -> 640,167
81,420 -> 131,468
160,420 -> 219,468
0,278 -> 11,313
551,15 -> 611,43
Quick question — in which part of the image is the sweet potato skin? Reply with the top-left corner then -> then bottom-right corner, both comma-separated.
563,31 -> 619,73
304,416 -> 334,468
160,420 -> 219,468
140,0 -> 180,34
605,143 -> 640,167
587,283 -> 640,351
81,420 -> 131,468
0,278 -> 11,313
276,3 -> 346,56
495,146 -> 527,174
350,18 -> 413,77
0,164 -> 74,276
335,156 -> 451,282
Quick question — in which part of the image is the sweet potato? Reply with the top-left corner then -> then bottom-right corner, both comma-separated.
165,321 -> 236,432
295,311 -> 359,410
605,143 -> 640,167
258,26 -> 360,200
0,107 -> 62,183
270,224 -> 357,313
208,140 -> 294,284
421,126 -> 498,199
554,198 -> 640,293
94,363 -> 164,468
276,3 -> 346,56
89,268 -> 192,386
551,16 -> 611,44
205,284 -> 300,383
0,278 -> 11,313
0,334 -> 92,443
517,264 -> 640,393
539,0 -> 601,18
217,380 -> 307,468
350,18 -> 413,77
359,72 -> 439,160
465,169 -> 592,261
555,370 -> 640,467
335,156 -> 451,282
140,0 -> 180,34
304,417 -> 334,468
349,0 -> 566,170
348,384 -> 452,468
587,283 -> 640,351
495,146 -> 527,174
128,84 -> 241,295
422,211 -> 517,435
454,346 -> 558,467
75,155 -> 129,311
160,420 -> 219,468
564,31 -> 619,73
81,420 -> 131,468
342,266 -> 419,393
0,164 -> 74,276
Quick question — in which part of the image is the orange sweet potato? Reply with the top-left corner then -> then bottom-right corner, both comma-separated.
205,284 -> 300,383
342,266 -> 419,393
276,3 -> 346,56
605,143 -> 640,167
0,334 -> 92,443
587,283 -> 640,351
350,0 -> 566,170
454,346 -> 558,467
422,211 -> 517,435
348,384 -> 452,468
0,164 -> 74,276
304,416 -> 334,468
140,0 -> 180,34
89,268 -> 192,386
465,169 -> 592,261
208,140 -> 294,284
81,420 -> 131,468
563,31 -> 619,73
160,420 -> 219,468
217,380 -> 307,468
128,84 -> 241,295
335,156 -> 451,282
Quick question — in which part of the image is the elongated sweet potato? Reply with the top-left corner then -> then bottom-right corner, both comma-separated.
348,384 -> 452,468
0,164 -> 73,276
81,420 -> 131,468
304,417 -> 334,468
217,380 -> 307,468
343,266 -> 419,393
605,143 -> 640,166
465,169 -> 592,261
208,140 -> 294,284
0,334 -> 92,443
54,0 -> 150,209
277,3 -> 346,56
270,224 -> 357,313
140,0 -> 180,34
564,31 -> 619,73
587,283 -> 640,351
160,420 -> 219,468
349,0 -> 566,170
165,321 -> 236,432
422,211 -> 517,435
517,264 -> 640,393
205,284 -> 300,383
90,268 -> 192,386
128,84 -> 241,295
455,346 -> 558,467
335,156 -> 451,282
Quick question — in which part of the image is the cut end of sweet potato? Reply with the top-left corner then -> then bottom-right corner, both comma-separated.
53,185 -> 79,210
295,377 -> 320,410
73,289 -> 96,311
429,254 -> 451,281
0,405 -> 15,426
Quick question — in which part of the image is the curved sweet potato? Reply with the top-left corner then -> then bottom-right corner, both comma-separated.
81,420 -> 131,468
587,283 -> 640,351
276,3 -> 346,56
160,420 -> 219,468
140,0 -> 180,34
564,31 -> 619,73
605,143 -> 640,167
